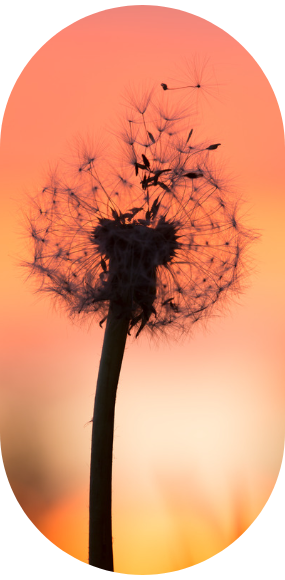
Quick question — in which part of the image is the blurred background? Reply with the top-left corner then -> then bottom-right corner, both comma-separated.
0,6 -> 284,574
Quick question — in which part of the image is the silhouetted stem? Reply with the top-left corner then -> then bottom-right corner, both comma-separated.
89,304 -> 129,571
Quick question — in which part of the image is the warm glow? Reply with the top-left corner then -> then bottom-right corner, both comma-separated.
1,6 -> 284,574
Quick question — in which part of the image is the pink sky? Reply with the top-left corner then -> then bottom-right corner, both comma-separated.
1,5 -> 284,575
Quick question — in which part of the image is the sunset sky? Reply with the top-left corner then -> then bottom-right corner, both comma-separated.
1,4 -> 284,576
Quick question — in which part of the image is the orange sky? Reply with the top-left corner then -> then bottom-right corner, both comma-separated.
1,5 -> 285,575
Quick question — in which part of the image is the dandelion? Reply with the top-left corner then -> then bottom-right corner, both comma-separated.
24,73 -> 256,571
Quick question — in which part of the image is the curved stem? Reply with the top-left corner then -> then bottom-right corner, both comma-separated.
89,305 -> 129,571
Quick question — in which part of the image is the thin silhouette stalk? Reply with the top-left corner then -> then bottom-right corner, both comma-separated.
89,302 -> 129,570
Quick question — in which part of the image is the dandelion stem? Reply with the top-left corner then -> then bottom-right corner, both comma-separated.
89,304 -> 129,571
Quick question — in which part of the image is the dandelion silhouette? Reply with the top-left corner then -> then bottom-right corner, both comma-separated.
25,74 -> 255,571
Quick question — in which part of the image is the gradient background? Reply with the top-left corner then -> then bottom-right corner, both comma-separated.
0,5 -> 285,575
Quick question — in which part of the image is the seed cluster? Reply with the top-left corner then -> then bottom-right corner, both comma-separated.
26,82 -> 254,336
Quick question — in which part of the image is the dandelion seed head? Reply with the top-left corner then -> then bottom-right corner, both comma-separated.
25,76 -> 256,338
